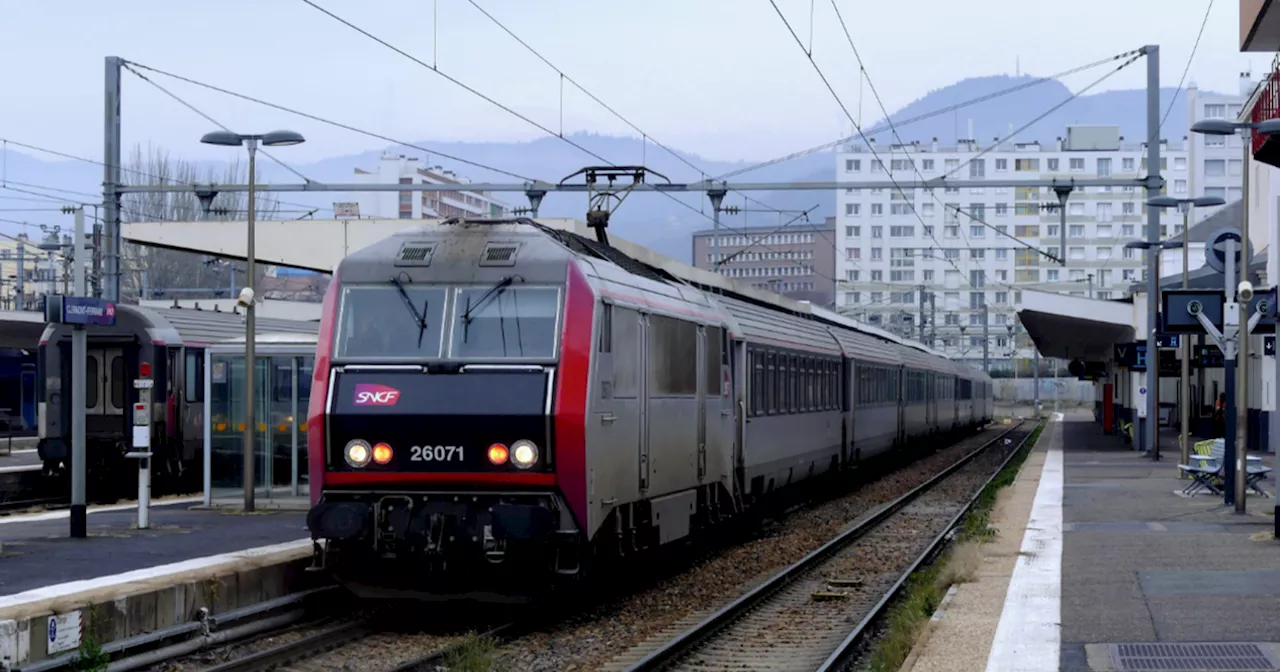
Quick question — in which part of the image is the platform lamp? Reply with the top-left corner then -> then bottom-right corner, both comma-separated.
199,129 -> 305,512
1124,237 -> 1185,462
1145,195 -> 1226,472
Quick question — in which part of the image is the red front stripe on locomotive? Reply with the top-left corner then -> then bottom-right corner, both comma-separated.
308,259 -> 595,532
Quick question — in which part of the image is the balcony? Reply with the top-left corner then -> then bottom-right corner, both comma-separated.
1242,0 -> 1280,51
1246,52 -> 1280,166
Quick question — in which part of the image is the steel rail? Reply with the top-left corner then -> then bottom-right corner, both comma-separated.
816,420 -> 1043,671
623,421 -> 1029,672
198,619 -> 375,672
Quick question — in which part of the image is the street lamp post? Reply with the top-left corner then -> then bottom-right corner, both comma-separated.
1145,195 -> 1226,471
1125,237 -> 1186,462
1191,118 -> 1280,513
199,129 -> 305,512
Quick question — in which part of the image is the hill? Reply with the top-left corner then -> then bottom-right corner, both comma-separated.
2,75 -> 1219,263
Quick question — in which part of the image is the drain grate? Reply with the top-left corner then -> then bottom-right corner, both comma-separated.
1110,643 -> 1279,671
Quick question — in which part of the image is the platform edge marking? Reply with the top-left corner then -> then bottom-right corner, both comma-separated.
984,418 -> 1063,672
0,496 -> 203,525
0,538 -> 311,612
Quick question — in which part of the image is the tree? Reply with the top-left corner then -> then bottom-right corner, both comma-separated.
119,144 -> 283,302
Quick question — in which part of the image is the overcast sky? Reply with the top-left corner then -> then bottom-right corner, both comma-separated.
0,0 -> 1272,168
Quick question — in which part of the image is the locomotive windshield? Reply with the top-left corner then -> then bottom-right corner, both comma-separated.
450,285 -> 560,359
335,285 -> 448,358
333,284 -> 561,360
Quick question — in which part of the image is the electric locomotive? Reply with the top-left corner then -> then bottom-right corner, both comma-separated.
304,217 -> 993,600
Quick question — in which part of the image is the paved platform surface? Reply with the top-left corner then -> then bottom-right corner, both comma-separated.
0,503 -> 308,596
1058,417 -> 1280,671
902,410 -> 1280,672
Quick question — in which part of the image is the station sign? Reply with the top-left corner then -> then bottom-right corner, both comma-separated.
1266,336 -> 1276,357
1155,333 -> 1181,349
45,295 -> 117,327
1115,341 -> 1148,371
1162,289 -> 1225,334
1197,344 -> 1224,368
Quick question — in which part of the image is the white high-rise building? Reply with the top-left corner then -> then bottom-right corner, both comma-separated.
1185,73 -> 1254,224
834,126 -> 1188,370
354,153 -> 509,220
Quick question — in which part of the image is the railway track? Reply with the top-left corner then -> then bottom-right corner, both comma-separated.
612,420 -> 1037,672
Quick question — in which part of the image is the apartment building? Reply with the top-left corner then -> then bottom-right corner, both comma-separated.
354,153 -> 509,220
1185,74 -> 1254,224
835,125 -> 1188,369
0,234 -> 58,311
692,218 -> 837,307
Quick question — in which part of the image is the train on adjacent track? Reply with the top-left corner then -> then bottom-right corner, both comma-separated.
36,304 -> 318,498
305,216 -> 994,601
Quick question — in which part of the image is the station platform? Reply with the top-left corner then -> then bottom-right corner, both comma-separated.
0,444 -> 40,475
0,501 -> 308,598
902,410 -> 1280,672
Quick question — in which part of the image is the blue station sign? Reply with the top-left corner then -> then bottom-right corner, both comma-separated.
46,296 -> 117,327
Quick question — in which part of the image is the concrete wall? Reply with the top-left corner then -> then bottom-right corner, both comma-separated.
994,378 -> 1095,404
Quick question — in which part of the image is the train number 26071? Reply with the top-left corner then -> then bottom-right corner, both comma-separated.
410,445 -> 465,462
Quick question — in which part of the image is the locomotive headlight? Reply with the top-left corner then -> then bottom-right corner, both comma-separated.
344,439 -> 372,468
510,440 -> 539,469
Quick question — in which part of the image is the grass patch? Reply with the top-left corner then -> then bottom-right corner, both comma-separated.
443,634 -> 499,672
866,420 -> 1047,672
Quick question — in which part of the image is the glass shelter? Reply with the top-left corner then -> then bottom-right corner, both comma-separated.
203,333 -> 318,507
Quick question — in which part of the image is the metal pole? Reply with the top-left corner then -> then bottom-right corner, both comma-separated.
918,286 -> 926,343
15,241 -> 23,310
1180,206 -> 1192,470
709,188 -> 727,276
982,303 -> 989,373
103,57 -> 123,303
70,207 -> 87,538
929,292 -> 936,346
1033,349 -> 1040,417
244,140 -> 258,513
1224,238 -> 1239,506
1144,44 -> 1162,459
1235,129 -> 1251,514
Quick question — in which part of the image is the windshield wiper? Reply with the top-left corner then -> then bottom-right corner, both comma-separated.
461,275 -> 518,343
389,274 -> 431,347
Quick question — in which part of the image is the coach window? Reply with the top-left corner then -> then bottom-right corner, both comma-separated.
110,355 -> 125,411
751,350 -> 764,415
649,314 -> 697,396
185,349 -> 204,403
611,307 -> 640,397
85,356 -> 98,410
766,352 -> 776,414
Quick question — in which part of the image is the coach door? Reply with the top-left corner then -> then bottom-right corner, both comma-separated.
926,372 -> 936,430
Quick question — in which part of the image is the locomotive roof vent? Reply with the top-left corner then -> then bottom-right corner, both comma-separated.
479,242 -> 521,267
394,241 -> 437,267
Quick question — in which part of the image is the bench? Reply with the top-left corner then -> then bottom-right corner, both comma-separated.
1178,439 -> 1272,498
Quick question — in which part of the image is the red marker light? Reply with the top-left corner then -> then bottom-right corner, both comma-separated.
140,362 -> 152,377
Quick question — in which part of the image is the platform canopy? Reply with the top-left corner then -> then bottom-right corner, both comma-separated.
0,310 -> 46,349
1017,289 -> 1135,361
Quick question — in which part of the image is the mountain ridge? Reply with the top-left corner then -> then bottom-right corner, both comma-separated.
2,74 -> 1225,262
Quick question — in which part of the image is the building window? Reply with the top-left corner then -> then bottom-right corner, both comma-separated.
921,159 -> 934,171
1015,158 -> 1039,172
845,203 -> 860,217
1047,158 -> 1060,171
871,204 -> 883,216
1174,157 -> 1187,171
1123,158 -> 1135,171
1097,157 -> 1112,177
970,248 -> 985,259
1069,158 -> 1085,171
1205,186 -> 1227,200
871,226 -> 883,238
921,203 -> 935,217
995,203 -> 1008,216
995,158 -> 1008,172
1205,103 -> 1226,118
1229,159 -> 1243,176
995,248 -> 1008,260
1204,160 -> 1226,178
1096,224 -> 1113,238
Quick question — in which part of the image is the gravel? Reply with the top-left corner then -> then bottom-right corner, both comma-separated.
490,425 -> 1019,672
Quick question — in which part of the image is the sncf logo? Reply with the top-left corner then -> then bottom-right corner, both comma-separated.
353,383 -> 401,406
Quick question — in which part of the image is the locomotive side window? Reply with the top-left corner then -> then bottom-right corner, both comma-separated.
451,286 -> 560,360
85,356 -> 98,410
648,314 -> 697,396
765,352 -> 776,414
704,326 -> 722,396
751,350 -> 763,415
611,306 -> 640,397
335,285 -> 447,359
